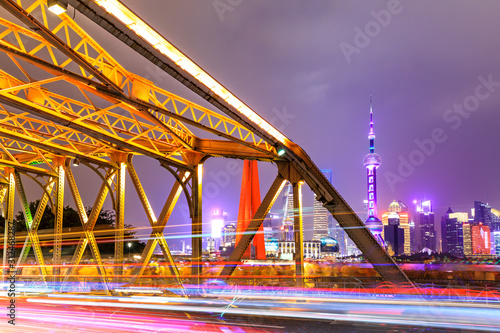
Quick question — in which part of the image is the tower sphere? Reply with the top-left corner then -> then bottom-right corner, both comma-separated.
363,153 -> 381,168
365,216 -> 383,235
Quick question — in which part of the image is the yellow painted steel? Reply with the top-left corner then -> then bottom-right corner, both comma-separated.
0,8 -> 273,154
14,172 -> 52,278
1,168 -> 14,281
293,181 -> 304,287
64,164 -> 110,292
113,158 -> 126,281
53,157 -> 65,280
191,164 -> 202,285
63,169 -> 115,284
127,161 -> 184,286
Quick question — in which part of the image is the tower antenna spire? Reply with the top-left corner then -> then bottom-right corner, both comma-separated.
368,96 -> 375,153
363,96 -> 383,244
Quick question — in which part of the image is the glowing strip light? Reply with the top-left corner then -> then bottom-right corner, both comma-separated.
93,0 -> 286,145
114,288 -> 163,294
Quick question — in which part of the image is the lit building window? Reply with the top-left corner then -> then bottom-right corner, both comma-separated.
369,185 -> 374,191
369,201 -> 374,208
368,169 -> 373,175
369,177 -> 373,183
369,193 -> 374,200
369,209 -> 374,216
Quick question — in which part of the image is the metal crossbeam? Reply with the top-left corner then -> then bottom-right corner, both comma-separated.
0,10 -> 274,156
127,160 -> 184,286
0,0 -> 123,94
64,163 -> 110,292
15,172 -> 52,278
64,168 -> 116,285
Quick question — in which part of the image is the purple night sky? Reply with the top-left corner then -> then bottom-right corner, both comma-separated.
4,0 -> 500,250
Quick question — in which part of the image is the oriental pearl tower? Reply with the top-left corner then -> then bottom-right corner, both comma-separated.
363,97 -> 384,244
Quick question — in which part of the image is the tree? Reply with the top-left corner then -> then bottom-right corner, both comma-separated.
0,201 -> 145,256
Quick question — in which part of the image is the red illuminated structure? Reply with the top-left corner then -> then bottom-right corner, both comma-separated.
471,223 -> 491,255
236,160 -> 265,259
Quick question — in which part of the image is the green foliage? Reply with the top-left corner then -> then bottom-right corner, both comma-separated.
0,201 -> 145,257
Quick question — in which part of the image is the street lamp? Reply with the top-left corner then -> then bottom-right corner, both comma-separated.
127,242 -> 132,255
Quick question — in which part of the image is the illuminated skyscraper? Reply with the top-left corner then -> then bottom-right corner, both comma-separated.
211,209 -> 227,252
282,182 -> 294,241
363,97 -> 383,244
471,223 -> 491,255
313,169 -> 332,241
494,231 -> 500,258
222,224 -> 236,246
441,208 -> 467,257
463,222 -> 472,256
415,200 -> 436,251
474,201 -> 493,229
382,200 -> 410,255
263,212 -> 282,240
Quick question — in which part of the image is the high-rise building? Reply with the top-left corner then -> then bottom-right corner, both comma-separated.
313,169 -> 333,241
363,97 -> 383,244
416,200 -> 436,252
332,223 -> 347,256
491,209 -> 500,232
382,200 -> 410,255
463,222 -> 472,256
210,209 -> 228,252
441,208 -> 467,257
282,182 -> 295,241
474,201 -> 493,229
493,231 -> 500,258
263,213 -> 282,240
384,223 -> 405,256
472,202 -> 498,254
222,223 -> 236,246
471,223 -> 491,255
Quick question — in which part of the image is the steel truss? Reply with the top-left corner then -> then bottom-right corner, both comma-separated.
0,0 -> 412,289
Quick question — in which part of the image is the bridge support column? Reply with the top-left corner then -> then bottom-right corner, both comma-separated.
113,154 -> 127,283
53,157 -> 65,281
293,181 -> 304,287
192,163 -> 203,285
2,168 -> 15,281
236,160 -> 264,260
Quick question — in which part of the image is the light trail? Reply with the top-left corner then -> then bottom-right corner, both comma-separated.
24,295 -> 500,332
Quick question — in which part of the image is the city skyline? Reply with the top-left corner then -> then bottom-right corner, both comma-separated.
3,1 -> 499,252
